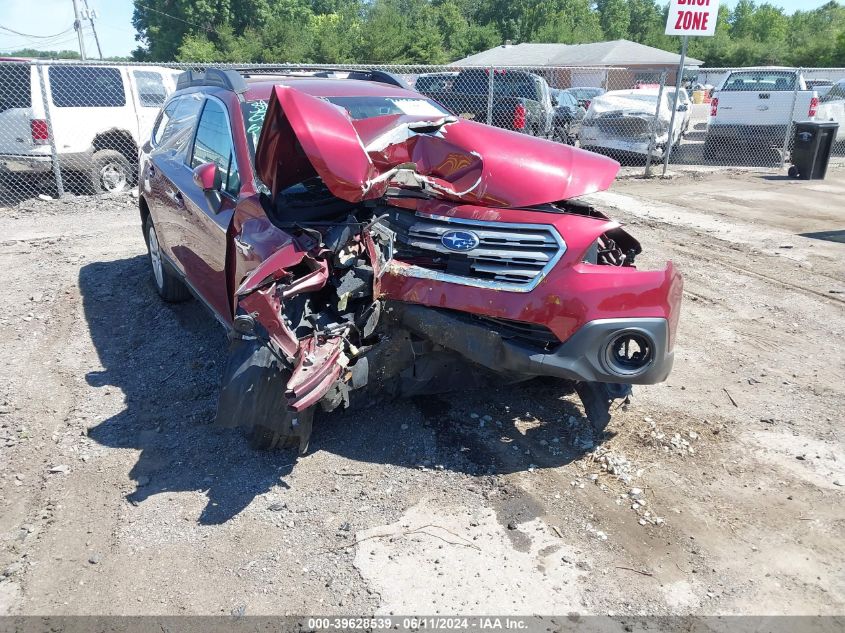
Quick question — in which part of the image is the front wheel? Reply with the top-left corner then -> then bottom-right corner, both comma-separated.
248,407 -> 316,454
574,381 -> 632,435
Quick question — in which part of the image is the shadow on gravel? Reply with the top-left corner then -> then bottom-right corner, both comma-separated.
311,381 -> 607,477
81,256 -> 606,522
81,255 -> 294,525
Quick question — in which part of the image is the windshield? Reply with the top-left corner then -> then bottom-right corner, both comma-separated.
567,88 -> 603,100
241,95 -> 450,156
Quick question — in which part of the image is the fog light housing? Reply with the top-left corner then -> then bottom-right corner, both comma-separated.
602,330 -> 654,376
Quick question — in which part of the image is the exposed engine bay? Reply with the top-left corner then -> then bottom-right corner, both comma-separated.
216,185 -> 642,453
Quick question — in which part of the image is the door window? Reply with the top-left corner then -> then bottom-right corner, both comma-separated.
133,70 -> 167,107
191,99 -> 240,196
48,66 -> 126,107
0,64 -> 31,111
153,94 -> 202,154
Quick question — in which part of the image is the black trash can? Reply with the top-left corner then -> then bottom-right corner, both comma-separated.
789,121 -> 839,180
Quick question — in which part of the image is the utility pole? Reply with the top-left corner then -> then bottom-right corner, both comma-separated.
83,0 -> 103,60
71,0 -> 87,60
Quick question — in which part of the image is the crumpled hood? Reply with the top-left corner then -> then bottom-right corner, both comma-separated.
255,85 -> 620,208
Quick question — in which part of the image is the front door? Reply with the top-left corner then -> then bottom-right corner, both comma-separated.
180,96 -> 241,323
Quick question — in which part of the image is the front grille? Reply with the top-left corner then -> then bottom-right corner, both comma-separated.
386,211 -> 566,291
473,315 -> 559,347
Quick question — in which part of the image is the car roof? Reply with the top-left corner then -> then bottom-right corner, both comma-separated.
239,76 -> 420,101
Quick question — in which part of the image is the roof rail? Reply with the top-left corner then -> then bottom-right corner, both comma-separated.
237,66 -> 409,90
175,69 -> 248,94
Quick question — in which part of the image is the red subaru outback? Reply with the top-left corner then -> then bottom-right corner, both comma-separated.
138,69 -> 682,453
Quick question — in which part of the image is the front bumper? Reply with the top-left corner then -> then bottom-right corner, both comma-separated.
0,154 -> 52,174
392,303 -> 674,385
579,134 -> 666,158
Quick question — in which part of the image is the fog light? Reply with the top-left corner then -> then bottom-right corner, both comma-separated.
603,331 -> 654,376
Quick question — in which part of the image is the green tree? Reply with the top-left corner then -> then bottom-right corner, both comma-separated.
596,0 -> 630,40
627,0 -> 662,45
1,48 -> 81,60
312,9 -> 363,62
534,0 -> 602,45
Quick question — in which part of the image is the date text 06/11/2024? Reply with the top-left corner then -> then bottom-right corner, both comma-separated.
306,617 -> 530,630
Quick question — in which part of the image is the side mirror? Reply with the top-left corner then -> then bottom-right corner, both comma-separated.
678,104 -> 689,112
192,162 -> 223,212
193,162 -> 221,191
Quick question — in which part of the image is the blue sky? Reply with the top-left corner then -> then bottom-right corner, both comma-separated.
0,0 -> 836,58
0,0 -> 137,58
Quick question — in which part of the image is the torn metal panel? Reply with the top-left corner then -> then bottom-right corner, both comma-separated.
254,85 -> 620,209
254,85 -> 380,202
229,213 -> 393,423
285,335 -> 347,411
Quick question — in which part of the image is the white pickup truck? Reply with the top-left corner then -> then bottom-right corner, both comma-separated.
704,68 -> 844,159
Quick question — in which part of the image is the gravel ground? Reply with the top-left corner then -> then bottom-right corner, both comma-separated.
0,169 -> 843,616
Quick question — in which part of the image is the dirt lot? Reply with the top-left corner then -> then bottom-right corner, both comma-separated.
0,168 -> 843,617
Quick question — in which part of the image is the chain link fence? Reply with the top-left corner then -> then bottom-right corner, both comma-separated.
1,59 -> 844,205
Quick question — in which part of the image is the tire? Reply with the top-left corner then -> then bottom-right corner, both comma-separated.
90,149 -> 132,194
702,138 -> 719,160
144,215 -> 190,303
788,165 -> 800,178
574,381 -> 631,435
248,424 -> 291,451
247,407 -> 316,454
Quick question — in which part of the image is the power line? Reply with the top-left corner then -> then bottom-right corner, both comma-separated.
0,25 -> 74,39
134,1 -> 211,30
0,32 -> 82,50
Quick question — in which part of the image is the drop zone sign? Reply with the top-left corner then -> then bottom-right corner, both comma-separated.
665,0 -> 720,36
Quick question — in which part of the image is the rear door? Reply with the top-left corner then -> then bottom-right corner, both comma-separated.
0,63 -> 36,157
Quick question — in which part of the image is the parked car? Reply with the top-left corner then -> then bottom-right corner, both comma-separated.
0,60 -> 179,192
417,68 -> 555,137
414,72 -> 458,94
806,78 -> 834,96
580,88 -> 690,160
819,79 -> 845,143
550,88 -> 586,144
704,68 -> 845,158
138,68 -> 681,453
563,87 -> 605,110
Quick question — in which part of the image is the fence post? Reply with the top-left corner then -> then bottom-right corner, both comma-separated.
645,71 -> 668,178
780,67 -> 802,170
35,62 -> 64,198
486,66 -> 494,125
662,35 -> 688,176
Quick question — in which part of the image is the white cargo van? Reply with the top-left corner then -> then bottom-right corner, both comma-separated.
0,61 -> 179,192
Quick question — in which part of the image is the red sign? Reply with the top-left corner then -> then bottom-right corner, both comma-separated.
665,0 -> 720,37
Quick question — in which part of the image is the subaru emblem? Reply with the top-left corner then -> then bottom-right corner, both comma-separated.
441,229 -> 480,252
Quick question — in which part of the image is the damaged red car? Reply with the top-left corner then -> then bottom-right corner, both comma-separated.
137,69 -> 682,453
